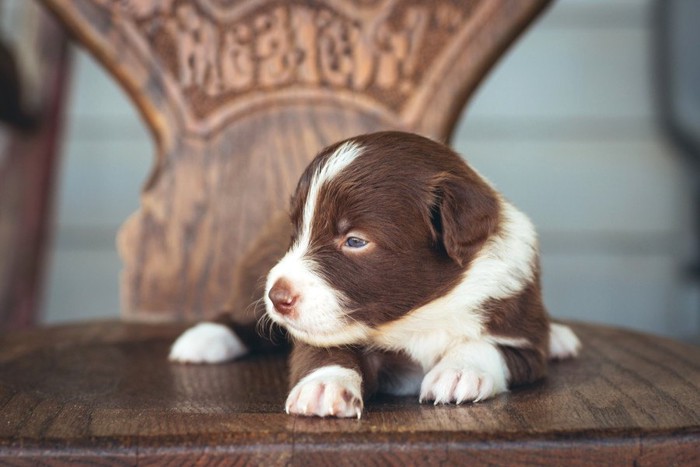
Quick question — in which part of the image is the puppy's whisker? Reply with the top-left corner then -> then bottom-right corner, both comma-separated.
255,313 -> 276,343
242,297 -> 264,319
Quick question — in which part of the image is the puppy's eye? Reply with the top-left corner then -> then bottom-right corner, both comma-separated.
344,236 -> 368,249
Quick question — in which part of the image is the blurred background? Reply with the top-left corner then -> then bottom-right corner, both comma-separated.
1,0 -> 698,342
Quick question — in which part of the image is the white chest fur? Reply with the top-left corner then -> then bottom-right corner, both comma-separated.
370,304 -> 483,370
369,199 -> 538,370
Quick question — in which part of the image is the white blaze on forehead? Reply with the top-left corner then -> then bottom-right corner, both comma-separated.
296,141 -> 363,251
263,140 -> 369,347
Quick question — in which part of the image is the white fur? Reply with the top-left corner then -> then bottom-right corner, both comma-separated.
285,365 -> 363,418
296,141 -> 362,252
168,322 -> 247,363
419,341 -> 509,404
264,142 -> 371,346
264,254 -> 371,346
549,323 -> 581,360
370,199 -> 538,369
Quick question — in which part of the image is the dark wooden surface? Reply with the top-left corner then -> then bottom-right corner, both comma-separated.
38,0 -> 551,322
0,321 -> 698,465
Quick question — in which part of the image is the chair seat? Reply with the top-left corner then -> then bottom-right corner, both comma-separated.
0,321 -> 698,464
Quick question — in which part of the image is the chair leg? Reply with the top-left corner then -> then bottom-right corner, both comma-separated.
0,8 -> 71,330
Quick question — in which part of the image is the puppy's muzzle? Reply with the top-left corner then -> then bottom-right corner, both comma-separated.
268,278 -> 299,316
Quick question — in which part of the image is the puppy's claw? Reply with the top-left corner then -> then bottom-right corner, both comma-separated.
421,367 -> 499,405
285,366 -> 363,418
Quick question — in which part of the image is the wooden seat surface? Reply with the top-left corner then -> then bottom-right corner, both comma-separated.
0,321 -> 698,465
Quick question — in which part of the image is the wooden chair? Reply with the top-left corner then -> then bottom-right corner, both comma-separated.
1,0 -> 698,463
0,3 -> 70,330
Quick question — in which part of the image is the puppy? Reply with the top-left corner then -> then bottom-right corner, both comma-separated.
170,131 -> 581,418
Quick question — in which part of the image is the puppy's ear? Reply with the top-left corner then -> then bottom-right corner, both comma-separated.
430,172 -> 499,267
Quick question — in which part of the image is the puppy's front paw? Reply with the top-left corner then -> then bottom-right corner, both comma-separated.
285,365 -> 363,419
169,322 -> 247,364
419,367 -> 498,404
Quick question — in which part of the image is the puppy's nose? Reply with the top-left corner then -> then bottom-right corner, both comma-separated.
268,279 -> 298,316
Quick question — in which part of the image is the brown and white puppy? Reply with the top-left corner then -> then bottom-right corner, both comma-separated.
169,131 -> 580,418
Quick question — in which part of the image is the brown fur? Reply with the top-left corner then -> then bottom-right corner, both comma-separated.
223,131 -> 552,398
290,344 -> 379,398
483,273 -> 550,385
290,344 -> 421,399
289,132 -> 501,328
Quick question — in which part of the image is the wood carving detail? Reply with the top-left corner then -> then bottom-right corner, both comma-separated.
96,0 -> 471,129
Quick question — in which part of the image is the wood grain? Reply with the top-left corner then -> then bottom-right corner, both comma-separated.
37,0 -> 551,321
0,322 -> 697,465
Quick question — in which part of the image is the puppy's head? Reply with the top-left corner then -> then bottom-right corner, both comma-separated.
264,131 -> 499,347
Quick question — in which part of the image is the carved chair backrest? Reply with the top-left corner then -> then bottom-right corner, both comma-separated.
40,0 -> 550,322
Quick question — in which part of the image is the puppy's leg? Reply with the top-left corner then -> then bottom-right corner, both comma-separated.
168,289 -> 272,364
169,211 -> 292,364
285,343 -> 378,418
168,320 -> 249,364
167,309 -> 291,364
420,341 -> 510,404
497,344 -> 548,387
549,323 -> 581,360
